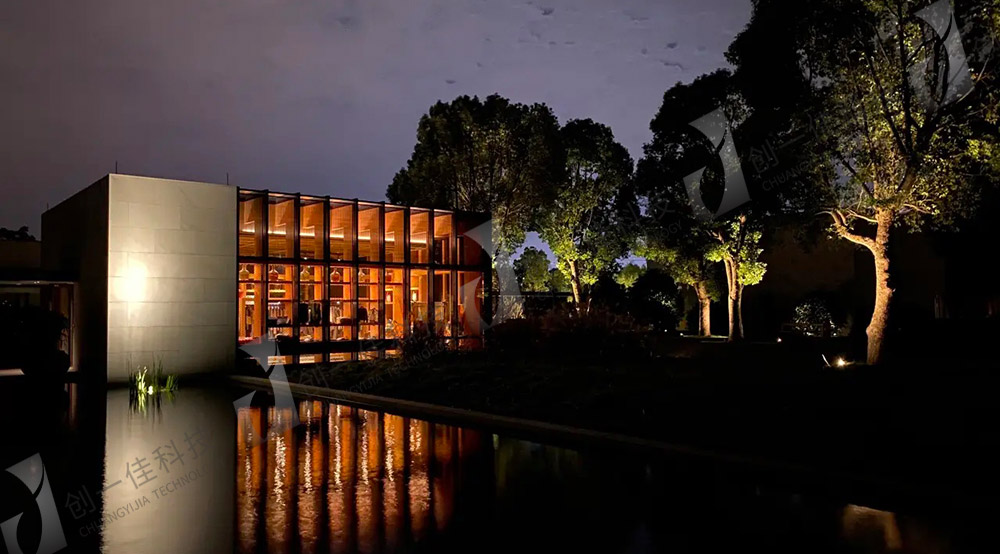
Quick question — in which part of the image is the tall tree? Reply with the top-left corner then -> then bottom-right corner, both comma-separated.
538,119 -> 636,310
513,247 -> 552,293
388,94 -> 565,257
640,239 -> 720,337
636,71 -> 768,341
728,0 -> 1000,363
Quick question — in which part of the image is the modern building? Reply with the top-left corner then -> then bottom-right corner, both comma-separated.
41,174 -> 490,383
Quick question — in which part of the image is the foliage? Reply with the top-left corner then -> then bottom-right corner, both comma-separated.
635,70 -> 769,339
513,246 -> 552,293
547,268 -> 570,293
614,263 -> 645,289
703,217 -> 767,288
727,0 -> 1000,361
401,323 -> 446,361
792,298 -> 845,338
626,269 -> 683,331
485,305 -> 651,361
0,304 -> 70,379
0,226 -> 35,241
128,358 -> 178,396
537,118 -> 637,306
387,94 -> 565,256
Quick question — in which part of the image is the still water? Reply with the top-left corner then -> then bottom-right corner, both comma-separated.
1,384 -> 993,553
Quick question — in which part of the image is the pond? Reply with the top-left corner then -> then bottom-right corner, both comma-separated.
0,384 -> 992,553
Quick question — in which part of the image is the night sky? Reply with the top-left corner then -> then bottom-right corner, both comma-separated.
2,0 -> 751,239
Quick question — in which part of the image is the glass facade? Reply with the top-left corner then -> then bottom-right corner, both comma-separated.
237,190 -> 489,363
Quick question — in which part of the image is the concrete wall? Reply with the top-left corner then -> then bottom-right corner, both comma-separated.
106,175 -> 237,382
42,177 -> 110,381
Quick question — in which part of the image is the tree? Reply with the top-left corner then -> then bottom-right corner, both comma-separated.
538,119 -> 636,310
640,241 -> 720,337
547,268 -> 570,293
626,269 -> 683,331
704,214 -> 767,340
0,226 -> 35,241
728,0 -> 1000,363
387,94 -> 565,257
635,71 -> 768,341
513,247 -> 552,293
614,263 -> 645,289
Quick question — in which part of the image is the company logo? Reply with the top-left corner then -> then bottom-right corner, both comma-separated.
457,218 -> 522,329
233,340 -> 300,448
683,108 -> 751,221
879,0 -> 974,108
2,454 -> 67,554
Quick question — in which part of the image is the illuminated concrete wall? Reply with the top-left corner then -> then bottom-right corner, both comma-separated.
106,175 -> 237,382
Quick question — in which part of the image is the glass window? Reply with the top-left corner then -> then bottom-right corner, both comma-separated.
458,271 -> 484,338
329,265 -> 354,341
409,269 -> 429,333
239,193 -> 264,257
267,264 -> 295,328
457,214 -> 486,267
384,207 -> 404,263
410,209 -> 430,264
299,198 -> 324,260
238,263 -> 263,343
358,203 -> 381,262
298,264 -> 324,344
434,270 -> 453,337
358,266 -> 381,340
267,326 -> 294,366
329,201 -> 353,261
434,213 -> 453,264
385,268 -> 405,339
268,195 -> 295,258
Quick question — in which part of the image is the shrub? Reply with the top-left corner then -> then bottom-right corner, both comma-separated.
792,298 -> 845,337
401,323 -> 446,362
486,306 -> 650,362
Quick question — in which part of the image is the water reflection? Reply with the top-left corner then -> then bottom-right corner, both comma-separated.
236,401 -> 490,554
1,384 -> 993,553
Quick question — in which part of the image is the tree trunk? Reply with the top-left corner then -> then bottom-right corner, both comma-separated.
866,209 -> 894,365
568,259 -> 583,310
723,258 -> 743,341
694,281 -> 712,337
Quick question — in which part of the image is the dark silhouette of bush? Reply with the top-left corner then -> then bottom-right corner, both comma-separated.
0,304 -> 70,381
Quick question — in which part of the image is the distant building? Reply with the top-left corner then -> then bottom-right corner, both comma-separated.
0,229 -> 74,374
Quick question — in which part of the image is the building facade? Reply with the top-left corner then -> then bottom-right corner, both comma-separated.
42,175 -> 489,383
235,188 -> 489,365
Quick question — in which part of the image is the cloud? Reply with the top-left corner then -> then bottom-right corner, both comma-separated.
0,0 -> 752,229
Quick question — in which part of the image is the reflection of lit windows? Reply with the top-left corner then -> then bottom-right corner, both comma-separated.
434,213 -> 453,264
268,194 -> 295,258
300,198 -> 324,260
385,207 -> 404,263
358,203 -> 381,262
410,209 -> 429,264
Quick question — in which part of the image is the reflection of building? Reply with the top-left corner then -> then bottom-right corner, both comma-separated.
236,402 -> 491,553
41,174 -> 490,383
